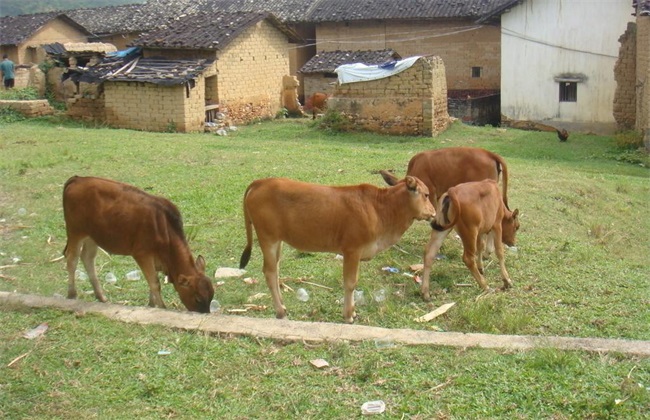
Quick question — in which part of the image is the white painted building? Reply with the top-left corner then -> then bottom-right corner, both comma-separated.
495,0 -> 634,133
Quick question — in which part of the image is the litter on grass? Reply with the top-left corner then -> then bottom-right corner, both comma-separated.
215,267 -> 247,278
414,302 -> 456,323
23,323 -> 48,339
361,400 -> 386,415
310,358 -> 329,369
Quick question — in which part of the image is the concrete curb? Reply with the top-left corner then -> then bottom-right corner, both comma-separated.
2,291 -> 649,357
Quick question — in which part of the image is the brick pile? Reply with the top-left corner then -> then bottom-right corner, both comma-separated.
0,100 -> 54,117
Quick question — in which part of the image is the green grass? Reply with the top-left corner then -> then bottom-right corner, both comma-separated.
0,117 -> 649,418
1,307 -> 649,419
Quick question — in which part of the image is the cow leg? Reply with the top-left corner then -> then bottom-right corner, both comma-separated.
135,255 -> 165,308
64,236 -> 83,299
460,229 -> 490,292
79,239 -> 106,303
476,233 -> 486,275
342,252 -> 361,323
494,233 -> 513,290
421,229 -> 451,301
262,241 -> 286,319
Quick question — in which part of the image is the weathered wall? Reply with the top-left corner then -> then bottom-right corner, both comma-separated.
16,18 -> 88,65
0,100 -> 54,117
329,56 -> 449,136
103,76 -> 206,133
216,20 -> 291,124
316,21 -> 500,91
637,16 -> 649,145
614,22 -> 637,130
501,0 -> 633,133
303,74 -> 338,99
66,96 -> 106,123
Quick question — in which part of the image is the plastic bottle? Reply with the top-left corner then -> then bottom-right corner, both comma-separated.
105,272 -> 117,283
125,270 -> 141,281
373,289 -> 386,303
296,288 -> 309,302
353,289 -> 366,306
210,300 -> 221,312
361,400 -> 386,415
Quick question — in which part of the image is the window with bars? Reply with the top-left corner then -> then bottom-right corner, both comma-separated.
559,81 -> 577,102
471,66 -> 482,78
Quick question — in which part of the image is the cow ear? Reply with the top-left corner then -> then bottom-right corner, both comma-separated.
195,255 -> 206,272
380,170 -> 398,186
405,176 -> 418,192
512,209 -> 519,218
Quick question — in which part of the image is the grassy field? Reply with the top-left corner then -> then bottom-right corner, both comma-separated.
1,116 -> 649,418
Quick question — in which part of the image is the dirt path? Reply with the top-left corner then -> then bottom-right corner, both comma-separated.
2,291 -> 649,356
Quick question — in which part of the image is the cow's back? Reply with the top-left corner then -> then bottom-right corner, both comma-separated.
63,176 -> 184,256
447,179 -> 503,232
407,147 -> 504,201
244,178 -> 381,253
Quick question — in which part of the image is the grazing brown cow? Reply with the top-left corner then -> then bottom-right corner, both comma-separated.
307,92 -> 328,119
380,147 -> 509,210
239,176 -> 435,323
62,176 -> 214,313
421,179 -> 519,301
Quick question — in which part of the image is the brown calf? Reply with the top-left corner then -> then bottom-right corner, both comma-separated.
421,179 -> 519,301
306,92 -> 328,119
62,176 -> 214,313
380,147 -> 509,210
239,176 -> 435,323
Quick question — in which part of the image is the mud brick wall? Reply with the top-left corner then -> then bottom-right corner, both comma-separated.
316,21 -> 501,91
103,76 -> 206,133
637,17 -> 649,140
216,20 -> 291,125
0,100 -> 54,117
66,97 -> 106,122
329,56 -> 450,136
614,22 -> 637,130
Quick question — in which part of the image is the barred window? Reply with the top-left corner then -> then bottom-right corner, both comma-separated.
559,82 -> 577,102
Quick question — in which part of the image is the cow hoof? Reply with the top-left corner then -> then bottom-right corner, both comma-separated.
97,295 -> 107,303
475,288 -> 494,301
67,291 -> 77,299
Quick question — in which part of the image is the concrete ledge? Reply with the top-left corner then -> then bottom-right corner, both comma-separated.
2,291 -> 648,357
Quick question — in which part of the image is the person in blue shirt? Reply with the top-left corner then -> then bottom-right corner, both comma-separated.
1,54 -> 15,89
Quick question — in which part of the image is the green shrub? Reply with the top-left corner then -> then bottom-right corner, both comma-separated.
615,130 -> 643,149
0,87 -> 40,100
316,109 -> 353,133
0,107 -> 27,123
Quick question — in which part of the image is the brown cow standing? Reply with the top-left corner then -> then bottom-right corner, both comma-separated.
380,147 -> 509,210
421,179 -> 519,301
239,176 -> 435,323
307,92 -> 328,119
62,176 -> 214,313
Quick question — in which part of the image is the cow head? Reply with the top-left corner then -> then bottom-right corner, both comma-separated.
501,208 -> 520,246
405,176 -> 436,221
174,255 -> 215,313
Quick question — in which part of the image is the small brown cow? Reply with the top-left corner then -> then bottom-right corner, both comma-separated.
239,176 -> 435,323
420,179 -> 519,301
306,92 -> 328,119
62,176 -> 214,313
380,147 -> 509,210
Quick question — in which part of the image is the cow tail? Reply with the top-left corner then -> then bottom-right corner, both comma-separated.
239,184 -> 254,269
431,192 -> 458,232
494,154 -> 510,210
62,176 -> 79,257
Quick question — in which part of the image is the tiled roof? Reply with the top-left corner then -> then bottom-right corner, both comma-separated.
0,12 -> 91,46
78,51 -> 214,86
133,10 -> 300,50
304,0 -> 521,22
67,4 -> 170,36
300,49 -> 401,74
145,0 -> 321,24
